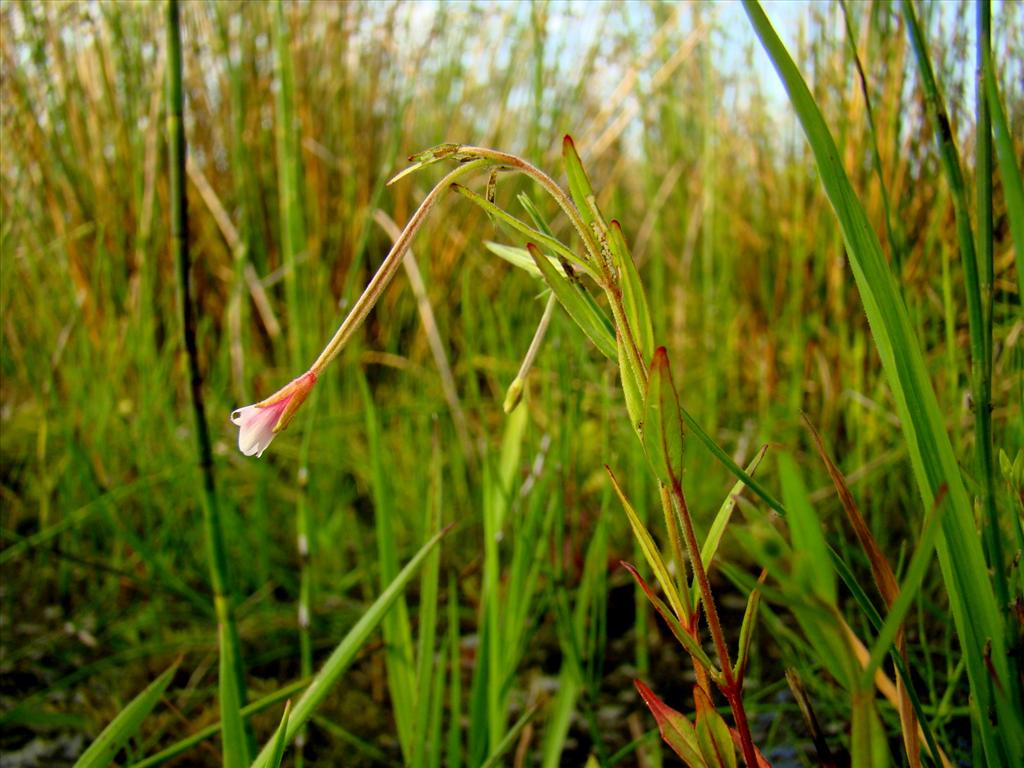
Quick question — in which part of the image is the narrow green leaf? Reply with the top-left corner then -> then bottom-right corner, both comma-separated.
692,446 -> 768,611
680,409 -> 786,517
128,678 -> 309,768
219,615 -> 249,768
862,490 -> 948,685
517,192 -> 558,239
642,347 -> 684,487
733,571 -> 766,682
75,660 -> 179,768
694,687 -> 737,768
778,452 -> 835,606
609,220 -> 654,360
986,64 -> 1024,298
479,704 -> 539,768
621,561 -> 718,676
606,467 -> 689,623
540,669 -> 581,768
562,134 -> 597,231
850,692 -> 889,768
903,0 -> 1005,622
359,375 -> 416,758
262,701 -> 291,768
250,526 -> 450,768
527,243 -> 616,358
453,184 -> 598,280
412,434 -> 444,766
618,331 -> 645,434
484,241 -> 560,280
634,680 -> 705,767
446,573 -> 463,768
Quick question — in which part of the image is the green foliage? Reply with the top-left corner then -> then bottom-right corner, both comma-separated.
74,662 -> 179,768
3,1 -> 1022,766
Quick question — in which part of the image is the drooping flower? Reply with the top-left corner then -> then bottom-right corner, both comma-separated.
231,371 -> 317,457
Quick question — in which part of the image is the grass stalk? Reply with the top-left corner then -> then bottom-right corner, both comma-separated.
744,1 -> 1022,762
165,3 -> 249,765
901,0 -> 1004,612
272,6 -> 313,761
250,526 -> 449,768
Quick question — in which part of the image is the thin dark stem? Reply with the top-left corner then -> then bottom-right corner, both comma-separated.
976,0 -> 993,376
166,1 -> 250,763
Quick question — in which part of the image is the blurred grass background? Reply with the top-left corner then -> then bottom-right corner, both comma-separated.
1,1 -> 1021,765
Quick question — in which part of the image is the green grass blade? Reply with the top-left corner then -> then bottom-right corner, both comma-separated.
484,241 -> 560,280
479,704 -> 538,768
540,669 -> 581,768
219,616 -> 248,768
273,0 -> 307,371
262,701 -> 291,768
692,446 -> 767,612
412,431 -> 444,767
446,572 -> 463,768
250,525 -> 450,768
681,409 -> 786,517
862,491 -> 947,685
359,374 -> 416,758
517,192 -> 558,239
985,59 -> 1024,298
742,2 -> 1021,762
166,1 -> 250,762
778,452 -> 835,606
74,660 -> 179,768
901,0 -> 1003,614
128,679 -> 309,768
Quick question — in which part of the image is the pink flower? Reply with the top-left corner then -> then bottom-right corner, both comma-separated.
231,371 -> 317,457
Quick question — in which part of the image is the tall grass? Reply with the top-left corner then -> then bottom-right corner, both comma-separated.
165,2 -> 249,764
1,1 -> 1021,766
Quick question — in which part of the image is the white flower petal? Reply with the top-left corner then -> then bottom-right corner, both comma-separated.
232,404 -> 281,458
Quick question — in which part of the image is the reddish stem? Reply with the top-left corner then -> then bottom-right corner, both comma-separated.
670,481 -> 759,768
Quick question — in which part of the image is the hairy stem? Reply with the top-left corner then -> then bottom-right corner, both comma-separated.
669,482 -> 758,768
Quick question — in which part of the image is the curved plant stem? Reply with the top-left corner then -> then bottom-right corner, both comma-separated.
454,146 -> 604,268
308,159 -> 488,376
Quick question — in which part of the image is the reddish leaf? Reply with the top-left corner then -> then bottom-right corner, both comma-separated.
634,679 -> 706,766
